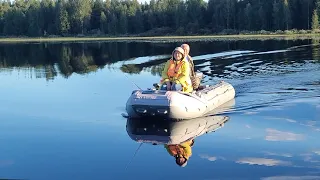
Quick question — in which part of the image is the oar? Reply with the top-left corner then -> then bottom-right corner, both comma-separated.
125,143 -> 143,170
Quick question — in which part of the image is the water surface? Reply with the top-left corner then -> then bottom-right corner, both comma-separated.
0,39 -> 319,180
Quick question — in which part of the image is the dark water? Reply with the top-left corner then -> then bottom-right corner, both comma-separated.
0,38 -> 319,180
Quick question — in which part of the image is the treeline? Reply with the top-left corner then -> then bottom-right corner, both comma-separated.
0,0 -> 320,37
0,0 -> 320,36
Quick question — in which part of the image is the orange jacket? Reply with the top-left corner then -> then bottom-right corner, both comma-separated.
161,58 -> 193,93
164,141 -> 193,159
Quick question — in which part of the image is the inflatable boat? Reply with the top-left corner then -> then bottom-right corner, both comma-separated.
126,115 -> 229,145
125,78 -> 236,120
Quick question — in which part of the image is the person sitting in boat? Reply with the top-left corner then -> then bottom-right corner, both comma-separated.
164,139 -> 194,167
160,47 -> 193,93
181,43 -> 193,63
181,43 -> 201,90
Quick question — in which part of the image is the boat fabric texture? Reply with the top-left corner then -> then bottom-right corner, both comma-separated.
126,81 -> 235,120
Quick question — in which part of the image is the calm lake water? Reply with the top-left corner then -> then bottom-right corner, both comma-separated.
0,38 -> 319,180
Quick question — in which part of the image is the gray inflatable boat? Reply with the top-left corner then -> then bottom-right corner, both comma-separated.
126,80 -> 236,120
126,115 -> 229,145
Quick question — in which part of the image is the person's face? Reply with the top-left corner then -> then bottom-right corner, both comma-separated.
176,157 -> 186,165
174,51 -> 183,60
182,46 -> 189,55
186,48 -> 190,55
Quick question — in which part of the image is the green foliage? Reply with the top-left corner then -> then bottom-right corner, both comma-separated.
283,0 -> 292,30
272,0 -> 281,30
244,3 -> 252,30
312,9 -> 319,31
56,3 -> 70,35
100,11 -> 107,33
1,0 -> 320,37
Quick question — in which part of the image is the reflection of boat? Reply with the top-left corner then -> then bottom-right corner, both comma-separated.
126,99 -> 233,145
126,115 -> 229,145
126,80 -> 235,120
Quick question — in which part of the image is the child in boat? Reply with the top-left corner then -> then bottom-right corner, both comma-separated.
160,47 -> 193,93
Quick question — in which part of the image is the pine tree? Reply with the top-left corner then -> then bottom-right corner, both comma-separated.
258,5 -> 266,30
316,0 -> 320,23
283,0 -> 292,30
272,0 -> 281,30
245,3 -> 252,30
91,0 -> 104,30
100,11 -> 107,33
312,9 -> 319,31
58,8 -> 70,34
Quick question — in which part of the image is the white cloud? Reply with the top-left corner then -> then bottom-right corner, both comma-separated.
263,151 -> 293,158
238,137 -> 252,140
236,157 -> 291,167
299,152 -> 320,163
285,119 -> 297,123
199,154 -> 217,161
306,121 -> 317,126
265,128 -> 305,141
312,151 -> 320,155
300,121 -> 318,128
199,154 -> 226,161
267,117 -> 297,123
261,176 -> 320,180
296,120 -> 320,132
244,111 -> 258,115
245,124 -> 251,128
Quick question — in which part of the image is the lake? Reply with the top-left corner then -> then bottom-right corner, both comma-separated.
0,38 -> 319,180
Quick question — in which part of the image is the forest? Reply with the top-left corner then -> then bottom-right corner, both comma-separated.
0,0 -> 320,37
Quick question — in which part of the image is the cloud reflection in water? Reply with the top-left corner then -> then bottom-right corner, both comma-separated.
236,157 -> 291,167
265,128 -> 305,141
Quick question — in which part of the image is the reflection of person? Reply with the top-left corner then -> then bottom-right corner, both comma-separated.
160,47 -> 193,93
164,139 -> 194,167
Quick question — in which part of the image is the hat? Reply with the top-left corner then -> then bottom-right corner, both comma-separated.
180,161 -> 188,167
172,47 -> 185,57
175,156 -> 188,167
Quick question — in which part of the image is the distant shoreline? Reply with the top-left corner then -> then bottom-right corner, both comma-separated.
0,33 -> 320,43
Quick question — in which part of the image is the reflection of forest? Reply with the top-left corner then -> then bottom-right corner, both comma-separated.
0,39 -> 319,80
120,59 -> 167,76
0,42 -> 174,80
120,39 -> 320,78
312,38 -> 320,62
